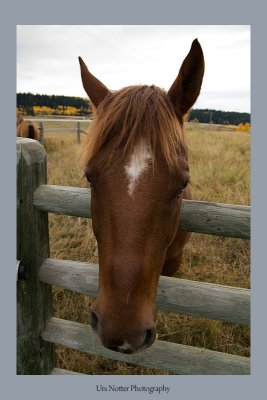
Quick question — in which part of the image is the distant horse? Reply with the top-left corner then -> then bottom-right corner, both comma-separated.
16,116 -> 39,140
79,39 -> 204,354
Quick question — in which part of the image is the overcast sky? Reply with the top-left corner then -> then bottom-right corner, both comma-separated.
17,25 -> 250,113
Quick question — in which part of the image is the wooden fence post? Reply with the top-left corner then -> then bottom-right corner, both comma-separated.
77,121 -> 81,144
39,121 -> 44,144
16,138 -> 54,374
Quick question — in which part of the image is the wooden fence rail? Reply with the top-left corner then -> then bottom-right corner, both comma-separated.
34,184 -> 250,239
27,118 -> 92,144
39,258 -> 250,325
42,317 -> 249,375
16,138 -> 251,375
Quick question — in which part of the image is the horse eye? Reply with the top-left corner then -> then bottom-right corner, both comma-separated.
182,180 -> 189,189
85,175 -> 94,187
176,180 -> 189,197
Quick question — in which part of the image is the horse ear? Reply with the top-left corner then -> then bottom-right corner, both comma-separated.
168,39 -> 204,119
78,57 -> 111,107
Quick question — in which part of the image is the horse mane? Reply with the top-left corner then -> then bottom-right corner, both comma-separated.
81,85 -> 187,171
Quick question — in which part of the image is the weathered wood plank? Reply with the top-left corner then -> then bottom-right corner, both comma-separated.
30,118 -> 92,122
34,185 -> 91,219
51,368 -> 85,375
33,185 -> 250,239
17,138 -> 54,374
42,317 -> 250,375
180,199 -> 250,239
39,258 -> 250,325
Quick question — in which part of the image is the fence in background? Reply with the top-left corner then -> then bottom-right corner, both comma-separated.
27,118 -> 92,143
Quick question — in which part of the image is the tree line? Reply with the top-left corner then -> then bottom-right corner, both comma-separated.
17,93 -> 250,125
188,109 -> 250,125
17,92 -> 92,116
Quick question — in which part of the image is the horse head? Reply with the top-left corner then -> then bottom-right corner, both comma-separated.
79,39 -> 204,353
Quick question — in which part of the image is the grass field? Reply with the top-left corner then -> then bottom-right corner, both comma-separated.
42,121 -> 250,374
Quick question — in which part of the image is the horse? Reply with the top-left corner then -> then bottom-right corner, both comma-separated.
79,39 -> 204,354
16,116 -> 39,140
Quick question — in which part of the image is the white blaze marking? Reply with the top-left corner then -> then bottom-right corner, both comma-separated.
125,147 -> 151,196
118,341 -> 133,352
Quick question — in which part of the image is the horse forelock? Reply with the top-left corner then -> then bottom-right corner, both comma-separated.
81,85 -> 186,171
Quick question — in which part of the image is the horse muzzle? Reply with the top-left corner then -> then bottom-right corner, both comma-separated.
90,308 -> 157,354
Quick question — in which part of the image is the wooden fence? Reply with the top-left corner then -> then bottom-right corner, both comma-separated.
16,138 -> 251,375
27,118 -> 92,144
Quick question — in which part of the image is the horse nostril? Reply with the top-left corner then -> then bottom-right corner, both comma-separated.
90,311 -> 99,330
107,345 -> 120,352
143,328 -> 156,348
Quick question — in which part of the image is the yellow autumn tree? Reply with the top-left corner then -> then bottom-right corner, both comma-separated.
33,106 -> 54,115
236,123 -> 244,132
244,122 -> 251,133
236,122 -> 250,133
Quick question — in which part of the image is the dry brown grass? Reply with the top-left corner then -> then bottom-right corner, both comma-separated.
43,122 -> 250,374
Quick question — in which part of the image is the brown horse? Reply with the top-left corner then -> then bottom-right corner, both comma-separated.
16,116 -> 39,140
79,39 -> 204,354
